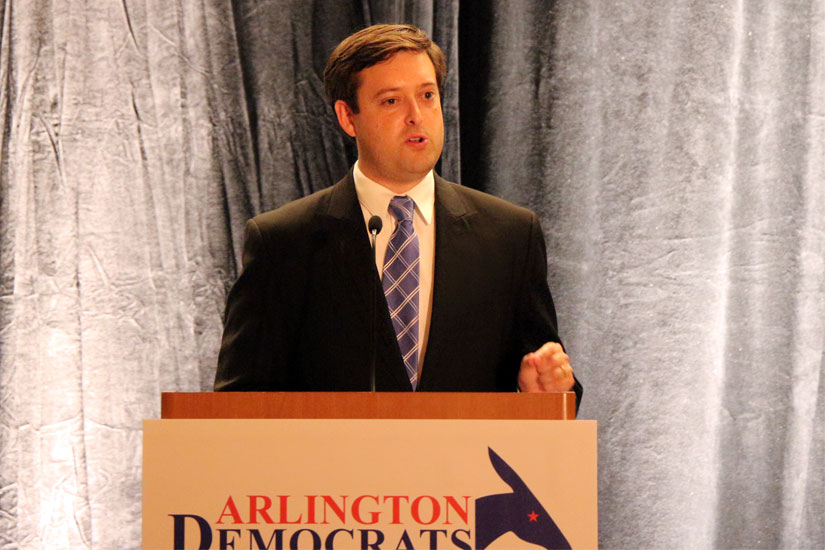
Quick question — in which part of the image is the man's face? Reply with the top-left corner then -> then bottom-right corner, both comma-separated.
334,50 -> 444,192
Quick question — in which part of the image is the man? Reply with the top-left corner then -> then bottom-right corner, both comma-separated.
215,24 -> 581,405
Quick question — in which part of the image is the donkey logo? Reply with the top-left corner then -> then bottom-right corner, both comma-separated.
475,447 -> 571,549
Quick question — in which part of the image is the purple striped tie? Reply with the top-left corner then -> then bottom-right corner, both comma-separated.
382,195 -> 420,390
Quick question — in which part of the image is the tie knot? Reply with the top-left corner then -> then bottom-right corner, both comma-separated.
388,195 -> 415,223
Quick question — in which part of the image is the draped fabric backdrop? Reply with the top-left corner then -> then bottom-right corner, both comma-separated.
0,0 -> 822,548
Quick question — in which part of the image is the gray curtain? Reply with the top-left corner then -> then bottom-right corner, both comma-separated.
0,1 -> 822,548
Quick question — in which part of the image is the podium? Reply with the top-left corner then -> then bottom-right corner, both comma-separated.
144,392 -> 596,549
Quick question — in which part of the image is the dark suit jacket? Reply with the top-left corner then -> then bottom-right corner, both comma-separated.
215,172 -> 582,405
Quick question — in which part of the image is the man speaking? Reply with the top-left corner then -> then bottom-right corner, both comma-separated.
214,24 -> 581,405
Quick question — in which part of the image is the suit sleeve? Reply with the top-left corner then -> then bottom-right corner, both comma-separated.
514,214 -> 583,410
214,219 -> 295,391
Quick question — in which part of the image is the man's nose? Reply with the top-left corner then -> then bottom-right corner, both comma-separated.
406,99 -> 424,125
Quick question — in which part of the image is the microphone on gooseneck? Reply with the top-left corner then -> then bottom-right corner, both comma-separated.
368,215 -> 383,240
368,215 -> 383,392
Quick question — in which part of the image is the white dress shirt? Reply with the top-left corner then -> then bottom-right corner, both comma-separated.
353,161 -> 435,373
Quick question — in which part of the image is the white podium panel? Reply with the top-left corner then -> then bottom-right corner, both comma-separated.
143,419 -> 597,550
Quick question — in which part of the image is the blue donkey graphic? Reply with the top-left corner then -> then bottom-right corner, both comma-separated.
475,448 -> 571,549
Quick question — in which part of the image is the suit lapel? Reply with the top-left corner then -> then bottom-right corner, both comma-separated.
319,175 -> 377,309
419,177 -> 477,388
317,173 -> 411,390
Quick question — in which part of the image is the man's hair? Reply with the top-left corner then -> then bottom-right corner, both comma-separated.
323,24 -> 446,113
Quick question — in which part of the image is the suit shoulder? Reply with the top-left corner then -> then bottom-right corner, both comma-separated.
439,180 -> 537,225
250,186 -> 334,235
251,169 -> 361,237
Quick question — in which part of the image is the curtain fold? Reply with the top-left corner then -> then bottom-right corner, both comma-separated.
0,1 -> 822,548
0,0 -> 249,545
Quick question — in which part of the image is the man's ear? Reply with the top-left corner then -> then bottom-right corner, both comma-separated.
334,100 -> 357,137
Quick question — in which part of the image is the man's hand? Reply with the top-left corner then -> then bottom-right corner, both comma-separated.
518,342 -> 575,393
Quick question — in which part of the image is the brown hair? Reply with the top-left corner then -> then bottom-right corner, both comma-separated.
323,24 -> 447,113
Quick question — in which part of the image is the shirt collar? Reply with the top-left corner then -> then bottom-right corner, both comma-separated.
353,161 -> 435,225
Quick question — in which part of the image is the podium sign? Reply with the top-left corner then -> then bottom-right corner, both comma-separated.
143,418 -> 597,549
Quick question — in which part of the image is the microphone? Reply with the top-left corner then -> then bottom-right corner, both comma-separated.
368,215 -> 383,239
368,215 -> 383,392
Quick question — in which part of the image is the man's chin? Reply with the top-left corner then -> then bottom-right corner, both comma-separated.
401,153 -> 441,176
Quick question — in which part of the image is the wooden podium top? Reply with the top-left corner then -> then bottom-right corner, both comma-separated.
161,391 -> 576,420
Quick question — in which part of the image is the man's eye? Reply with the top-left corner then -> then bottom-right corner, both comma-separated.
385,98 -> 396,105
424,91 -> 435,99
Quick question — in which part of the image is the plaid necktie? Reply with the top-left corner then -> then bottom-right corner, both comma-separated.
382,195 -> 420,390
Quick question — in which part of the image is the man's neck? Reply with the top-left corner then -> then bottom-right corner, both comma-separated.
376,180 -> 419,194
354,162 -> 430,194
